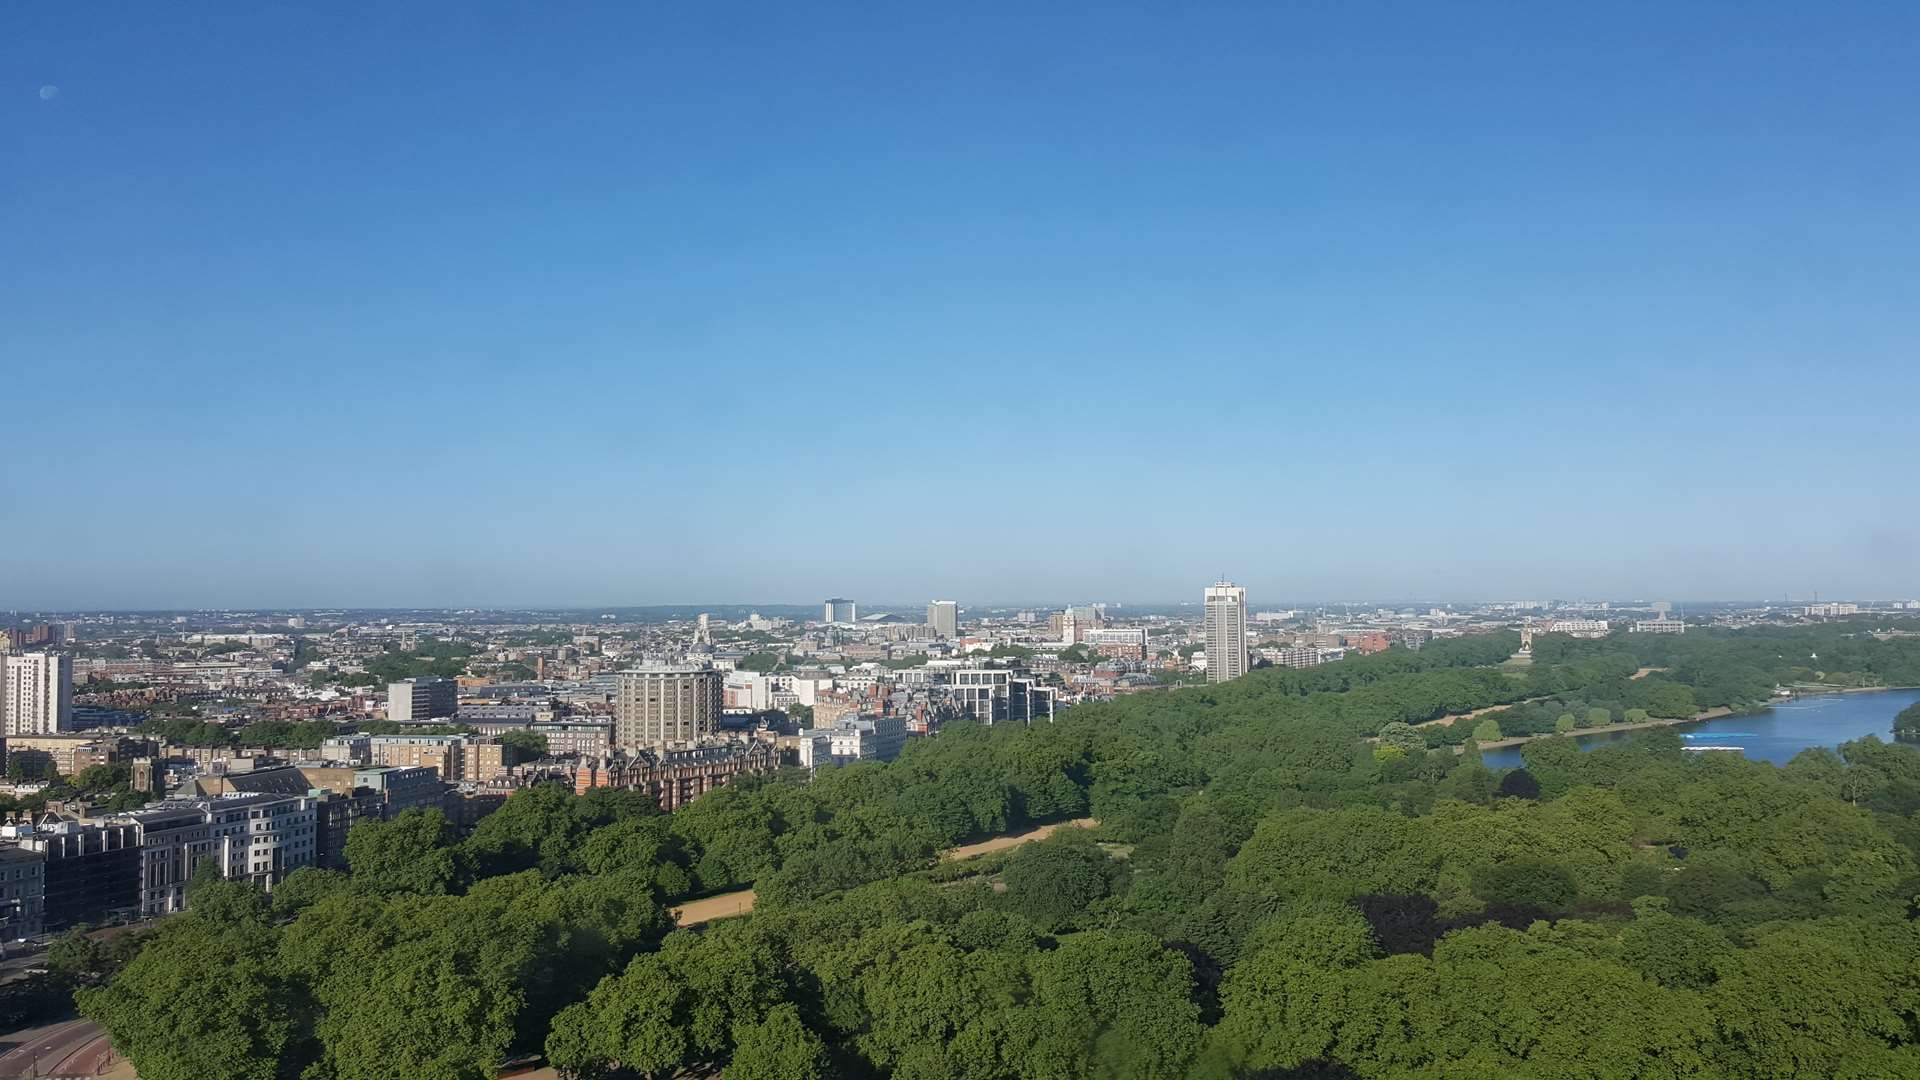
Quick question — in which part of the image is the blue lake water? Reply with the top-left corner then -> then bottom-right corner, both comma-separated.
1481,688 -> 1920,769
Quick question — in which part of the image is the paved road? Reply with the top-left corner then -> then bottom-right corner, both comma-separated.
0,1017 -> 105,1079
50,1030 -> 120,1078
0,950 -> 52,987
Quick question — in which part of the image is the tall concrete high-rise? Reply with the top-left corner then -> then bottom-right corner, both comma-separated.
4,652 -> 73,735
823,598 -> 857,624
927,600 -> 958,639
615,664 -> 723,748
1203,581 -> 1249,684
387,677 -> 457,725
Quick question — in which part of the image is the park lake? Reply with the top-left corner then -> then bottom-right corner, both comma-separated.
1482,687 -> 1920,769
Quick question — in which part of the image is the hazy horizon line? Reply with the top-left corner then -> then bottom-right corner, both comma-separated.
8,597 -> 1913,617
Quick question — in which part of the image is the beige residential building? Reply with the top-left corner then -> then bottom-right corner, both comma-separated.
462,740 -> 512,783
367,734 -> 466,780
811,693 -> 864,728
927,600 -> 958,639
614,666 -> 722,749
1080,627 -> 1147,660
341,735 -> 508,782
5,733 -> 142,777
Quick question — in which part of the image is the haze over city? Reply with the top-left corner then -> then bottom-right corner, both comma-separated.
6,3 -> 1919,609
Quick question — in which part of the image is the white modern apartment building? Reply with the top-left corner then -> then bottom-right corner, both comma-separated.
1545,619 -> 1611,638
1630,618 -> 1686,635
787,672 -> 837,707
1204,582 -> 1249,684
4,651 -> 73,735
1257,645 -> 1345,669
941,668 -> 1054,725
801,713 -> 908,766
1805,603 -> 1861,618
387,676 -> 457,724
117,794 -> 318,916
724,671 -> 773,711
948,667 -> 1015,721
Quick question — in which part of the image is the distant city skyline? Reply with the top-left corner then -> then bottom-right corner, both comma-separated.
5,592 -> 1915,617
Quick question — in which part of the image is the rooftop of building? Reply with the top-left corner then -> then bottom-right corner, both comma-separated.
178,767 -> 314,798
617,663 -> 718,676
113,791 -> 310,823
2,732 -> 138,745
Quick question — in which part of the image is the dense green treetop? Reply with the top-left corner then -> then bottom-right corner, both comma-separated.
75,623 -> 1920,1079
497,728 -> 549,757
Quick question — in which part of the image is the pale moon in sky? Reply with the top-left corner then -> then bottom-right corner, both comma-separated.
39,85 -> 59,100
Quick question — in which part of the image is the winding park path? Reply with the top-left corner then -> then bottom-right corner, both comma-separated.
940,818 -> 1098,862
1412,697 -> 1546,730
669,817 -> 1099,928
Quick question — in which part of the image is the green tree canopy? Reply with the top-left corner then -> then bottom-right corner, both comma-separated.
345,809 -> 463,896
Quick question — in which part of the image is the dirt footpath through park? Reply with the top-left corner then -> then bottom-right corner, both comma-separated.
670,817 -> 1099,928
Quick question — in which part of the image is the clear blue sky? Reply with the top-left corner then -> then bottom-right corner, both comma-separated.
4,3 -> 1917,609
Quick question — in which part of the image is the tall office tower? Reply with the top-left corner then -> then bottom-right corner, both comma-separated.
615,665 -> 723,748
5,652 -> 73,735
693,613 -> 712,646
928,600 -> 959,639
823,598 -> 857,624
1204,581 -> 1249,684
386,677 -> 457,725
